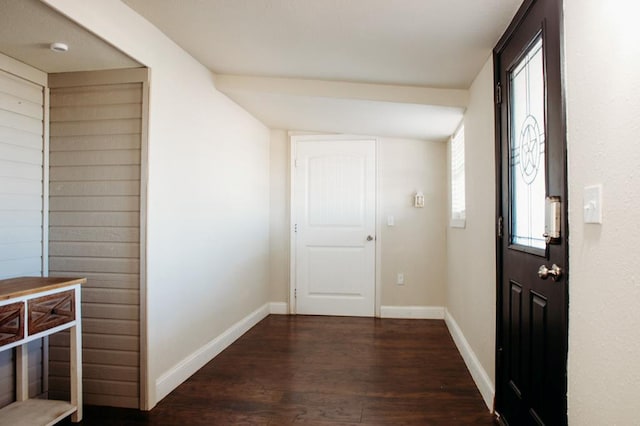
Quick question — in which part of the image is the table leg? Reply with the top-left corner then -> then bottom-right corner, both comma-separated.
15,343 -> 28,401
70,324 -> 82,422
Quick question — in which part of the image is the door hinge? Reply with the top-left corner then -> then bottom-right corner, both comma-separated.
294,158 -> 298,168
294,288 -> 297,298
497,216 -> 503,238
496,82 -> 502,104
294,223 -> 297,233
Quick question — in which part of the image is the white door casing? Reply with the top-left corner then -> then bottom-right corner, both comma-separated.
291,136 -> 376,317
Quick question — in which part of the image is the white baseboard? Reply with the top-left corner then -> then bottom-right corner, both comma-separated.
269,302 -> 288,314
379,305 -> 445,319
155,302 -> 271,404
444,309 -> 494,411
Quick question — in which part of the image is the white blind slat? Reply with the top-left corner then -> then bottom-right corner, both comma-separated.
451,125 -> 466,222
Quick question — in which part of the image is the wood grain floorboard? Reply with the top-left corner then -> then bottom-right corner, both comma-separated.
61,315 -> 495,425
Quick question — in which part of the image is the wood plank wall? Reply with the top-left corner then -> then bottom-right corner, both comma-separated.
0,69 -> 44,280
47,81 -> 142,408
0,68 -> 46,408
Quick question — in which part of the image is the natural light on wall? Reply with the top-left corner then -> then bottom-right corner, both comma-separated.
450,124 -> 466,228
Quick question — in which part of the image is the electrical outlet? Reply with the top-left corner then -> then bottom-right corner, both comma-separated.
397,273 -> 404,285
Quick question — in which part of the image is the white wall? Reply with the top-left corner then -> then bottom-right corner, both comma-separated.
564,1 -> 640,423
446,57 -> 496,396
269,132 -> 447,311
444,5 -> 640,420
42,0 -> 271,408
43,2 -> 640,422
379,137 -> 447,309
269,129 -> 290,303
265,7 -> 640,423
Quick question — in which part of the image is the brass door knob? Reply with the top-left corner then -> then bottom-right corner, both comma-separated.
538,264 -> 562,281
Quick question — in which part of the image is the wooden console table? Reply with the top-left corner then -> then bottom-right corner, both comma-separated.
0,277 -> 85,425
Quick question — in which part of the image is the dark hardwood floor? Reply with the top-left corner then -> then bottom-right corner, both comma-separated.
63,315 -> 495,425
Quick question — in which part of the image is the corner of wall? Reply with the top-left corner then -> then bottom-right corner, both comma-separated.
154,303 -> 271,404
269,129 -> 291,304
445,309 -> 494,411
444,54 -> 497,405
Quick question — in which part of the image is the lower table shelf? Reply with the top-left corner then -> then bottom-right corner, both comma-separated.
0,277 -> 85,424
0,399 -> 77,426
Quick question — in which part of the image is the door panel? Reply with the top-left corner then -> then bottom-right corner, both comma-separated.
495,0 -> 568,424
294,138 -> 376,317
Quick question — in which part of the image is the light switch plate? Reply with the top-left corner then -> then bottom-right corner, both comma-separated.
583,184 -> 602,224
387,215 -> 395,226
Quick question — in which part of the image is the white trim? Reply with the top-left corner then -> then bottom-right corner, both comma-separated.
444,309 -> 494,411
42,88 -> 50,276
154,303 -> 270,404
269,302 -> 289,315
380,306 -> 445,319
48,67 -> 148,87
139,71 -> 151,411
449,218 -> 467,229
375,139 -> 382,317
41,85 -> 51,399
288,135 -> 297,314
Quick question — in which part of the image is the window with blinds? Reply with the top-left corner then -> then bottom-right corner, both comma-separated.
450,125 -> 466,228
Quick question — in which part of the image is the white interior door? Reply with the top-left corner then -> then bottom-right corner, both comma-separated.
293,137 -> 376,317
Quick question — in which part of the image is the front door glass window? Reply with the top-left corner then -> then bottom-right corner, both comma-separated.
509,37 -> 546,250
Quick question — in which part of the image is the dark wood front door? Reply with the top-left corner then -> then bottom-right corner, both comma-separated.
494,0 -> 568,424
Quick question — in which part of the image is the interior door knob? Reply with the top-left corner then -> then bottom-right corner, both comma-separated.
366,235 -> 374,241
538,264 -> 562,281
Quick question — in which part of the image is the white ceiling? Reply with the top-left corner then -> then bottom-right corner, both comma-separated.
0,0 -> 523,140
123,0 -> 522,88
0,0 -> 140,73
123,0 -> 523,140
